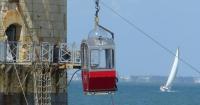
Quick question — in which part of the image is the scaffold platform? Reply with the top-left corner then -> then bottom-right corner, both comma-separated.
0,41 -> 81,68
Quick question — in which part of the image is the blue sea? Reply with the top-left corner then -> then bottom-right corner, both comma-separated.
68,82 -> 200,105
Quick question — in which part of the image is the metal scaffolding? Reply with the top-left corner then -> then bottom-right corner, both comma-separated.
34,63 -> 52,105
0,0 -> 78,105
0,40 -> 80,105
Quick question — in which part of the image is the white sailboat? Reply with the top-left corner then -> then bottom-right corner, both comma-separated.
160,48 -> 179,92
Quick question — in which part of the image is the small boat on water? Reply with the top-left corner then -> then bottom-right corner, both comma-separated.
160,48 -> 179,92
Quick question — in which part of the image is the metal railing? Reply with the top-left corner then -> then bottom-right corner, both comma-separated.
41,42 -> 53,62
59,43 -> 70,63
0,41 -> 80,64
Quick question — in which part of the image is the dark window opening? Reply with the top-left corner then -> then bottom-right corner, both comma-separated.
8,0 -> 19,3
5,24 -> 21,61
5,24 -> 21,41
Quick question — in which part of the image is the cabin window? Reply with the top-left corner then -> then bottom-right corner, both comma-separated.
90,49 -> 114,69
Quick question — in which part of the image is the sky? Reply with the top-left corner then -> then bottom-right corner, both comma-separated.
68,0 -> 200,77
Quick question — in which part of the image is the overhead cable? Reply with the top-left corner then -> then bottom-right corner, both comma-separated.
100,1 -> 200,75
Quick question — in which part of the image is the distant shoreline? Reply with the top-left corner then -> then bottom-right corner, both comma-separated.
119,75 -> 200,84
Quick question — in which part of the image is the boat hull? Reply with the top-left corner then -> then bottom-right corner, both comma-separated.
160,85 -> 170,92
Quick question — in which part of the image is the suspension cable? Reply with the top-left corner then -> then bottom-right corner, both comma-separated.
95,0 -> 100,18
100,1 -> 200,75
67,69 -> 81,87
95,0 -> 100,26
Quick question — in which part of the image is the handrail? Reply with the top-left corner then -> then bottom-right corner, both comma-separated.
0,41 -> 80,64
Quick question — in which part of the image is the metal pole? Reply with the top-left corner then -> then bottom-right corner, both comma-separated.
66,0 -> 68,105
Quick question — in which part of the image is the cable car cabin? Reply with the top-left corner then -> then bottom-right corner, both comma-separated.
81,26 -> 117,95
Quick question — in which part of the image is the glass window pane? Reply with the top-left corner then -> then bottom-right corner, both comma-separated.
81,44 -> 88,70
90,49 -> 114,69
91,50 -> 99,68
105,49 -> 113,69
99,50 -> 106,68
112,50 -> 115,68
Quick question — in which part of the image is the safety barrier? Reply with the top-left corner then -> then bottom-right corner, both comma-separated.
0,41 -> 80,64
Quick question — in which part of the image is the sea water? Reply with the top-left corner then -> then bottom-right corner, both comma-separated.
0,81 -> 199,105
68,82 -> 200,105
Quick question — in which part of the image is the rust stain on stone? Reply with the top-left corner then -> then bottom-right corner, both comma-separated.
3,9 -> 23,30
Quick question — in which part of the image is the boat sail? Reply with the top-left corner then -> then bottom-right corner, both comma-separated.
160,48 -> 179,92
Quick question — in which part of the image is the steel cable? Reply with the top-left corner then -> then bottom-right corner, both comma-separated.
100,1 -> 200,75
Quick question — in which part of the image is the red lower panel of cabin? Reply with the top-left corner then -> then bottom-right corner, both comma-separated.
82,70 -> 117,92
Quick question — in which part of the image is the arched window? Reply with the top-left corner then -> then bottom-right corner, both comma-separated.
5,24 -> 21,41
5,24 -> 21,61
